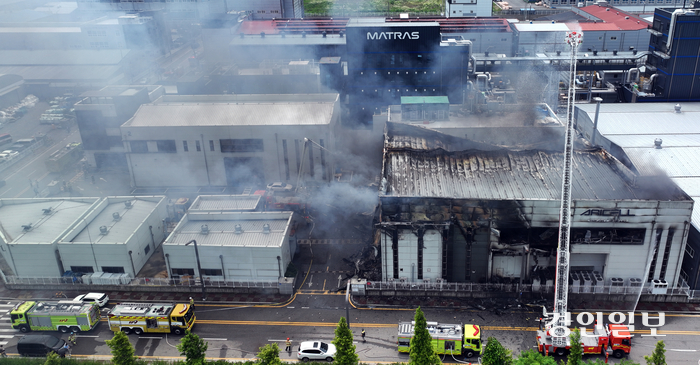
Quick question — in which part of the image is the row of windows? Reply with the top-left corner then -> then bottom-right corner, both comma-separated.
89,42 -> 110,48
171,268 -> 223,276
130,139 -> 265,153
70,266 -> 125,274
256,10 -> 280,13
87,30 -> 107,37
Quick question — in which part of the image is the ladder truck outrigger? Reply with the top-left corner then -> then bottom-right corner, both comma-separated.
535,31 -> 632,359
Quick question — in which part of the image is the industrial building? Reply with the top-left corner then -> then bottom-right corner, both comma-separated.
377,120 -> 693,289
0,196 -> 168,278
120,93 -> 340,189
74,85 -> 165,171
0,198 -> 100,278
163,210 -> 295,281
575,102 -> 700,289
445,0 -> 493,17
58,196 -> 168,278
626,7 -> 700,102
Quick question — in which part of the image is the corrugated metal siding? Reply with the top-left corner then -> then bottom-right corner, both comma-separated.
71,199 -> 158,243
0,200 -> 97,244
384,150 -> 640,200
168,219 -> 287,247
124,103 -> 335,127
624,147 -> 700,177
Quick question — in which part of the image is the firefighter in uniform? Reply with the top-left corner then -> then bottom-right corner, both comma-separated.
285,338 -> 292,352
190,297 -> 195,310
68,332 -> 77,346
362,329 -> 366,342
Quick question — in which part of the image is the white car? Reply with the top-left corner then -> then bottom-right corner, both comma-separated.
74,293 -> 109,307
1,150 -> 18,160
297,341 -> 336,362
267,182 -> 293,192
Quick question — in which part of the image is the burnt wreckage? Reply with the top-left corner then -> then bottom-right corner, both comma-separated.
374,121 -> 692,288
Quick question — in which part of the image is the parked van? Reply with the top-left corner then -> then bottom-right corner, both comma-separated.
17,334 -> 66,357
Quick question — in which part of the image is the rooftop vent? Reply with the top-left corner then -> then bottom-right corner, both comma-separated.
654,138 -> 663,149
124,201 -> 133,209
281,31 -> 285,38
625,16 -> 629,19
263,223 -> 271,234
99,226 -> 109,235
339,31 -> 344,38
302,31 -> 306,38
200,224 -> 209,235
234,224 -> 243,234
322,31 -> 327,38
260,32 -> 265,38
112,212 -> 121,221
556,50 -> 561,56
613,49 -> 618,55
22,223 -> 32,232
675,104 -> 682,113
42,207 -> 53,215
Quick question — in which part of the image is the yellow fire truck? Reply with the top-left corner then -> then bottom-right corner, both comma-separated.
107,302 -> 195,335
398,321 -> 483,359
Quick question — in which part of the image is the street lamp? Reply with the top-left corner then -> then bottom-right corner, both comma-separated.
185,239 -> 206,301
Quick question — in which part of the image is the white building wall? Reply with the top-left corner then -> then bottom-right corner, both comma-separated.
381,232 -> 393,282
397,230 -> 417,281
422,230 -> 443,280
8,244 -> 60,277
446,0 -> 493,17
123,123 -> 336,188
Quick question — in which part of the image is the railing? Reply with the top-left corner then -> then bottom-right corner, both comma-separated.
365,281 -> 692,297
5,276 -> 279,289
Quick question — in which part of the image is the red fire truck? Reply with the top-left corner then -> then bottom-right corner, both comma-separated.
536,323 -> 632,358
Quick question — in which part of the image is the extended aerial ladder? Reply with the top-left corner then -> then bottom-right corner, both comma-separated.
551,31 -> 583,348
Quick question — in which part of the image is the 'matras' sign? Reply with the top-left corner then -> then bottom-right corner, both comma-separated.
367,31 -> 420,40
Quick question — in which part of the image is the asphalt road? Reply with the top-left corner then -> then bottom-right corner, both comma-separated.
1,241 -> 699,363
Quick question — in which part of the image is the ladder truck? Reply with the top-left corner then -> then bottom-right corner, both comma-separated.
535,30 -> 633,359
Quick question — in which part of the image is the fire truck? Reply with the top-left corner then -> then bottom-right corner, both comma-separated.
10,301 -> 100,333
107,302 -> 195,335
398,321 -> 483,358
536,322 -> 632,358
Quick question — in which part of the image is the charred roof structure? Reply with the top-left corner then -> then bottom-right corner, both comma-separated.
377,122 -> 692,293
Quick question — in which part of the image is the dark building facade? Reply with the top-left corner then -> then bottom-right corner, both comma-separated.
646,7 -> 700,101
345,21 -> 472,125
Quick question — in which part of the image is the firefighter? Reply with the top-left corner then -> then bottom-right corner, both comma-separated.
190,297 -> 195,310
285,338 -> 291,352
362,329 -> 366,342
68,332 -> 77,346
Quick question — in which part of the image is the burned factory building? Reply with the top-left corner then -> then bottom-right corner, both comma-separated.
377,121 -> 693,289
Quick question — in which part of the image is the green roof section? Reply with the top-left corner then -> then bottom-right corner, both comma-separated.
401,96 -> 449,104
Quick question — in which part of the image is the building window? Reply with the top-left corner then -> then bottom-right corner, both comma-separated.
501,38 -> 508,41
144,245 -> 151,255
172,268 -> 195,276
686,245 -> 695,258
201,269 -> 222,276
102,266 -> 125,273
610,36 -> 617,40
209,140 -> 215,151
130,141 -> 148,153
660,228 -> 675,280
70,266 -> 94,274
156,140 -> 177,153
648,228 -> 663,282
195,140 -> 201,151
680,270 -> 689,285
183,141 -> 189,152
220,139 -> 264,153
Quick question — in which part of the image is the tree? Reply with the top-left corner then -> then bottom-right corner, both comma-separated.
408,307 -> 442,365
257,343 -> 283,365
567,328 -> 583,365
482,337 -> 512,365
45,352 -> 61,365
514,349 -> 557,365
644,340 -> 666,365
584,359 -> 640,365
106,331 -> 137,365
177,330 -> 208,365
333,316 -> 359,365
